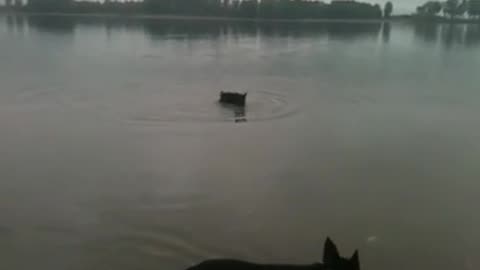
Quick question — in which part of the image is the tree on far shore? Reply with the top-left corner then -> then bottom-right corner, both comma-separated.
444,0 -> 459,18
384,1 -> 393,18
416,1 -> 442,16
443,0 -> 467,18
468,0 -> 480,18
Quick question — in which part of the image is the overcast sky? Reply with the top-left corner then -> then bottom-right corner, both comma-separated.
0,1 -> 423,15
378,0 -> 424,14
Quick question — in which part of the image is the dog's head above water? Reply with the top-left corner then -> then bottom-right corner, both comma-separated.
186,237 -> 360,270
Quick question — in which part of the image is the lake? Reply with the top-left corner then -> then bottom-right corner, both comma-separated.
1,15 -> 480,270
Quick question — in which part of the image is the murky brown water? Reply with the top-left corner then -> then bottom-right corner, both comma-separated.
1,15 -> 480,270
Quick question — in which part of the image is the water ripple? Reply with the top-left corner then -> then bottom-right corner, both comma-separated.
130,90 -> 299,124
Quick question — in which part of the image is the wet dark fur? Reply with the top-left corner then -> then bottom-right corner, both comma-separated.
219,91 -> 247,106
186,238 -> 359,270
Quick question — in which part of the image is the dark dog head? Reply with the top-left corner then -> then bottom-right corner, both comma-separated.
323,238 -> 360,270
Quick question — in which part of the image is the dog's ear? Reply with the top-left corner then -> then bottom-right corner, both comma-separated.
350,250 -> 360,270
323,237 -> 340,266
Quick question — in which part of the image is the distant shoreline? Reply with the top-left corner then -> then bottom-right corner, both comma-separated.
0,11 -> 406,24
3,11 -> 480,25
412,15 -> 480,24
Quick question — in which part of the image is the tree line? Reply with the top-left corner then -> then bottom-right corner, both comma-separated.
416,0 -> 480,18
6,0 -> 394,20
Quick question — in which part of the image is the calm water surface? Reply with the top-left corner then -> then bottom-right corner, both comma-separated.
1,15 -> 480,270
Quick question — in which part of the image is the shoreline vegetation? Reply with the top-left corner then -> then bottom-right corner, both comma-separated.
412,0 -> 480,24
1,1 -> 480,24
0,0 -> 390,21
413,15 -> 480,23
0,11 -> 408,24
2,11 -> 480,25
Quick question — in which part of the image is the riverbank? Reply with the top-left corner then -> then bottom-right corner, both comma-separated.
412,15 -> 480,24
0,11 -> 406,24
5,11 -> 480,25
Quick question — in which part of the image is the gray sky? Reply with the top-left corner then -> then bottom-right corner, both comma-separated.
0,0 -> 422,15
381,0 -> 424,14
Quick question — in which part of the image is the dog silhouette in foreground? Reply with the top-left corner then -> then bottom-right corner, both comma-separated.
186,238 -> 359,270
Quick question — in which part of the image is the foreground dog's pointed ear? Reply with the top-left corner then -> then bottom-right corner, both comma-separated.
323,237 -> 340,265
351,250 -> 360,270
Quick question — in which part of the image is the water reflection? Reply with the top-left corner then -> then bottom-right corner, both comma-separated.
6,14 -> 480,50
5,14 -> 14,27
465,24 -> 480,47
219,103 -> 247,123
3,14 -> 385,42
382,22 -> 391,43
414,22 -> 480,48
325,22 -> 381,41
4,14 -> 27,35
414,23 -> 439,43
25,15 -> 75,35
143,20 -> 225,40
14,14 -> 25,28
441,24 -> 465,49
233,107 -> 247,123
